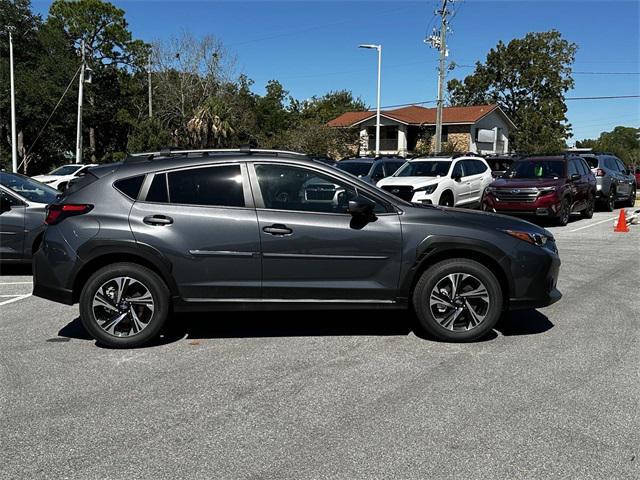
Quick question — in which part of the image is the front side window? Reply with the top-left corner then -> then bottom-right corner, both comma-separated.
568,160 -> 580,177
370,162 -> 384,181
337,161 -> 374,178
254,164 -> 385,214
145,165 -> 244,207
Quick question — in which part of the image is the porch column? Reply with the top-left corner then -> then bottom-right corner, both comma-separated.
398,124 -> 407,157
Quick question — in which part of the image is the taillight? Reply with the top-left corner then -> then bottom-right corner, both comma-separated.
45,204 -> 93,225
596,169 -> 606,177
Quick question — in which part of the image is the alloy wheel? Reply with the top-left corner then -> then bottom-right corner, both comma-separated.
92,276 -> 155,337
429,273 -> 490,331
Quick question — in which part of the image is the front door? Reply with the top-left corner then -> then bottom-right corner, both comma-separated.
249,162 -> 402,301
129,162 -> 261,300
0,189 -> 26,261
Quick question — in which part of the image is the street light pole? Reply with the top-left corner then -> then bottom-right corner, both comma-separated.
359,44 -> 382,156
148,55 -> 153,118
8,29 -> 18,173
75,40 -> 85,164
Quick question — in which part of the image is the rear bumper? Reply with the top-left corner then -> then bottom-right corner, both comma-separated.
32,235 -> 80,305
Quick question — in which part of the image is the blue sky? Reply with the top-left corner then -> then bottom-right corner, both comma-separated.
33,0 -> 640,141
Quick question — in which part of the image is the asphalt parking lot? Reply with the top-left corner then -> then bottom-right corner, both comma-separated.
1,208 -> 638,480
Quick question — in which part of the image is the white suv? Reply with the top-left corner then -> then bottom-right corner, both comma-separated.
376,156 -> 493,207
32,164 -> 97,191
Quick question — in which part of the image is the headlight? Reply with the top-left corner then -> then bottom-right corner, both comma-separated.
414,184 -> 437,194
537,186 -> 557,195
501,229 -> 551,247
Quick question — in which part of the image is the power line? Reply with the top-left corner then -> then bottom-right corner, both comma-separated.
566,95 -> 640,100
573,71 -> 640,75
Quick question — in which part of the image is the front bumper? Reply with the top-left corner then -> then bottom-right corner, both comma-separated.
483,193 -> 562,217
507,244 -> 562,310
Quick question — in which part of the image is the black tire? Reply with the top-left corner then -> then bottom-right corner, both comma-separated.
438,191 -> 454,207
581,194 -> 595,219
604,188 -> 616,212
625,186 -> 636,207
554,198 -> 571,226
412,259 -> 503,342
79,262 -> 170,348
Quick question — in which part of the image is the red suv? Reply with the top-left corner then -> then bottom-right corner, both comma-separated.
482,155 -> 596,226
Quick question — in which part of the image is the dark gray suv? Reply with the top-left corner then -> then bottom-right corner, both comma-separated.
33,149 -> 561,348
581,153 -> 636,210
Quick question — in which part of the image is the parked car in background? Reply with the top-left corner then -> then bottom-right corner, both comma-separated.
483,155 -> 596,226
32,163 -> 97,191
377,155 -> 493,207
634,167 -> 640,187
336,156 -> 406,184
580,153 -> 636,210
32,148 -> 561,348
0,172 -> 59,263
485,154 -> 520,178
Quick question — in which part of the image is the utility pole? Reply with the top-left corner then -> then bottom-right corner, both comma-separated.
426,0 -> 452,154
148,55 -> 153,118
8,28 -> 18,173
75,40 -> 85,164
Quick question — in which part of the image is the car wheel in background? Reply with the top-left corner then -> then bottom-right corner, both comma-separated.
438,191 -> 454,207
625,186 -> 636,207
412,259 -> 503,342
555,198 -> 571,226
605,188 -> 616,212
79,262 -> 170,348
581,194 -> 595,219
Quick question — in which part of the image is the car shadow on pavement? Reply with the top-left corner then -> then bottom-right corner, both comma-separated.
58,308 -> 552,348
495,309 -> 554,336
0,264 -> 32,276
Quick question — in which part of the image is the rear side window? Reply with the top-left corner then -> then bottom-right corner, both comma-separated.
568,160 -> 579,177
146,173 -> 168,203
168,165 -> 244,207
114,175 -> 144,199
474,160 -> 488,174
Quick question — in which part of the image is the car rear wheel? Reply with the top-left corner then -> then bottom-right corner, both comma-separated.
626,186 -> 636,207
79,263 -> 170,348
555,198 -> 571,226
412,259 -> 503,342
581,194 -> 595,219
605,188 -> 616,212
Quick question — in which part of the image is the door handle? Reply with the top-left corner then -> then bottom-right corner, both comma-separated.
263,224 -> 292,235
143,215 -> 173,226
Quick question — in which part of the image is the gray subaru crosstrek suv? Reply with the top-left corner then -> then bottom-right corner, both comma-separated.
33,149 -> 562,348
581,153 -> 636,211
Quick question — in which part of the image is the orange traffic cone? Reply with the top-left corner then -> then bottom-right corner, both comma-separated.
614,209 -> 629,233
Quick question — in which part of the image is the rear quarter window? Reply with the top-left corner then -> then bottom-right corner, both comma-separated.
114,175 -> 145,200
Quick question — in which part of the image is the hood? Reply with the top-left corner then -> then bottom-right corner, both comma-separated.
32,175 -> 59,182
490,177 -> 564,189
440,206 -> 552,237
377,176 -> 442,188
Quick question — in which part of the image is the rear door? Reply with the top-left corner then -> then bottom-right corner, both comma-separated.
613,157 -> 632,196
129,162 -> 262,300
463,160 -> 485,203
0,189 -> 26,261
249,162 -> 402,302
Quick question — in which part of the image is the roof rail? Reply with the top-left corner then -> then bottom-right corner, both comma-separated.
126,147 -> 309,161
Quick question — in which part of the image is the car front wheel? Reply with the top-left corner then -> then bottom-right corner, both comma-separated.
581,194 -> 595,219
412,259 -> 503,342
555,198 -> 571,226
79,263 -> 170,348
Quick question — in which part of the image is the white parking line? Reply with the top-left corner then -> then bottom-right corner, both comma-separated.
568,216 -> 617,233
0,294 -> 31,306
0,282 -> 33,285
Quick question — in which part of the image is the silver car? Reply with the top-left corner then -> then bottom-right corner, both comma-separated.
0,172 -> 59,263
581,153 -> 636,211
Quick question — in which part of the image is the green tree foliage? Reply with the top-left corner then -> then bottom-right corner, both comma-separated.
447,30 -> 577,153
0,0 -> 366,173
577,126 -> 640,166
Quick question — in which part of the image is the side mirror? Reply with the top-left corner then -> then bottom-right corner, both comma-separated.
452,173 -> 462,182
570,173 -> 581,181
0,196 -> 11,214
348,197 -> 375,216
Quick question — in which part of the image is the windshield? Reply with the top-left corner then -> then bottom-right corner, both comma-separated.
395,161 -> 451,177
49,165 -> 82,176
505,160 -> 565,179
0,172 -> 59,204
336,162 -> 373,178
